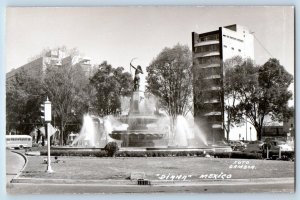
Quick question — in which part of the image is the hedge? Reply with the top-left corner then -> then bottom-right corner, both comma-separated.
40,150 -> 108,157
114,151 -> 206,157
39,149 -> 294,160
40,150 -> 207,157
213,152 -> 263,159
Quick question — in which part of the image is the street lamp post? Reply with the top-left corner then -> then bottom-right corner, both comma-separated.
43,97 -> 53,173
250,127 -> 252,141
245,119 -> 248,142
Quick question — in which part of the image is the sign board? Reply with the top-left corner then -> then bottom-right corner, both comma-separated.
130,172 -> 145,180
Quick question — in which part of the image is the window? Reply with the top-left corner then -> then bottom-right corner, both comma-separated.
212,44 -> 219,51
198,34 -> 219,42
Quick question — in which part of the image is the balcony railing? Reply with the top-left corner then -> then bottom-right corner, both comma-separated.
194,51 -> 220,58
194,40 -> 219,47
203,75 -> 221,80
204,99 -> 221,104
201,86 -> 222,91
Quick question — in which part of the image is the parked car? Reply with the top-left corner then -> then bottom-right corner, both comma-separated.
263,140 -> 293,152
228,140 -> 246,151
243,140 -> 264,153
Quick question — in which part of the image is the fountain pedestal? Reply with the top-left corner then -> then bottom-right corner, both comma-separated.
109,91 -> 166,147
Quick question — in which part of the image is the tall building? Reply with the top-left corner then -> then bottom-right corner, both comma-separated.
192,24 -> 254,143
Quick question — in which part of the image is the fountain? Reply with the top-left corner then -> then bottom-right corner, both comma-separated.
53,60 -> 232,154
109,89 -> 167,147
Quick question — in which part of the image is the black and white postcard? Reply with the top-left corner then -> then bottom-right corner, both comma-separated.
5,6 -> 295,194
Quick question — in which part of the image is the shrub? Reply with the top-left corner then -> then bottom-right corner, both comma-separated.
95,151 -> 108,157
104,142 -> 119,157
213,152 -> 262,159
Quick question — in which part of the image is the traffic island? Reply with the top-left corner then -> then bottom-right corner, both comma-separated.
13,156 -> 294,184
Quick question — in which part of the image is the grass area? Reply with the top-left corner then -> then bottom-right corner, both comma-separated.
20,156 -> 294,181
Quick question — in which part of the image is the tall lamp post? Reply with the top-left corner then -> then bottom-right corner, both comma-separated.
244,118 -> 247,142
42,97 -> 53,173
250,127 -> 252,141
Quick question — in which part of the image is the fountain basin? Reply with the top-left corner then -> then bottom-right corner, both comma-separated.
110,130 -> 165,140
110,130 -> 167,147
117,115 -> 159,124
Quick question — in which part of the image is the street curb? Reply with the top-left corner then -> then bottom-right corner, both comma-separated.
10,150 -> 28,180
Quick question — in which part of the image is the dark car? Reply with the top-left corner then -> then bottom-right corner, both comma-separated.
228,140 -> 246,151
243,140 -> 264,153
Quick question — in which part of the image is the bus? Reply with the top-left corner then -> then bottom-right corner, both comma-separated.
6,135 -> 33,149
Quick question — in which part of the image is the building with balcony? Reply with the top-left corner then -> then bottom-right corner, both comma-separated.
192,24 -> 254,143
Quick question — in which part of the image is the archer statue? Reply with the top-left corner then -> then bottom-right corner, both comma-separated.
130,58 -> 143,91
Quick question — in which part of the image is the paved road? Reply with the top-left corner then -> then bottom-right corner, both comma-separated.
6,150 -> 26,185
7,182 -> 294,194
6,180 -> 294,194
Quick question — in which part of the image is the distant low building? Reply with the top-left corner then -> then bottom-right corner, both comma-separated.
6,49 -> 66,84
6,49 -> 93,85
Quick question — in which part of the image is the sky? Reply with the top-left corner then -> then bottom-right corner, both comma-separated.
6,6 -> 294,75
5,6 -> 295,140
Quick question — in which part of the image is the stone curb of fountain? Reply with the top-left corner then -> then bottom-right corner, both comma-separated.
11,177 -> 294,186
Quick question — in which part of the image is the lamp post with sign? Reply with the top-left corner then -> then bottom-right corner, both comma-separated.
41,97 -> 53,173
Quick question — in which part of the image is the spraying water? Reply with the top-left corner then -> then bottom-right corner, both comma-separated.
72,114 -> 97,147
193,124 -> 208,146
172,115 -> 208,147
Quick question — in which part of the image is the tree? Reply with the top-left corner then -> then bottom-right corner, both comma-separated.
7,46 -> 90,144
146,44 -> 193,126
224,58 -> 293,140
223,56 -> 245,141
6,69 -> 45,135
90,61 -> 133,116
43,63 -> 89,145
